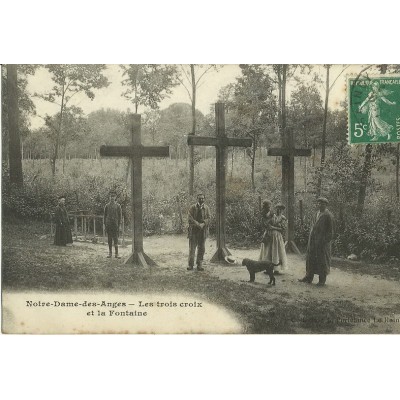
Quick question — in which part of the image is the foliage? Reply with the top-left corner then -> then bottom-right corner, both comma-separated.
157,103 -> 206,159
288,83 -> 324,147
2,65 -> 38,159
34,64 -> 109,175
120,64 -> 179,113
219,65 -> 278,190
2,152 -> 399,261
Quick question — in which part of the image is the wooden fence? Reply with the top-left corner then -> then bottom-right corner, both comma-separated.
50,210 -> 126,246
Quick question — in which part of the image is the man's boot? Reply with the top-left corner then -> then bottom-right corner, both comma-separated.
298,275 -> 313,283
197,262 -> 204,271
317,274 -> 326,286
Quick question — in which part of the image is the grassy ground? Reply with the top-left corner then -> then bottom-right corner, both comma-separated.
2,219 -> 400,334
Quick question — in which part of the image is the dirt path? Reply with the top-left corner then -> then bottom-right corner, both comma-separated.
3,225 -> 400,333
138,234 -> 400,333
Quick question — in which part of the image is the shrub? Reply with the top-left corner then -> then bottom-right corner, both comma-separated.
2,154 -> 400,262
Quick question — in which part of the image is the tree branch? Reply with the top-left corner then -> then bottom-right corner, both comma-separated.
329,65 -> 350,92
176,75 -> 192,101
195,65 -> 214,86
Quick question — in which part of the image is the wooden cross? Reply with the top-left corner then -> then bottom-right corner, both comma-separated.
100,114 -> 169,266
188,103 -> 252,263
267,128 -> 311,254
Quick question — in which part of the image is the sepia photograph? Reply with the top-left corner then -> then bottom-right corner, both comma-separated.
2,64 -> 400,334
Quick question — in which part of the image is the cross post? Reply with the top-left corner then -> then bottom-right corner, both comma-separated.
100,114 -> 169,266
188,103 -> 252,263
267,128 -> 311,254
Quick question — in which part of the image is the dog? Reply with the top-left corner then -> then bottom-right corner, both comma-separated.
225,256 -> 276,285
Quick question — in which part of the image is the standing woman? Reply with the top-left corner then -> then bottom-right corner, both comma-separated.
259,200 -> 274,260
54,196 -> 73,246
260,203 -> 288,273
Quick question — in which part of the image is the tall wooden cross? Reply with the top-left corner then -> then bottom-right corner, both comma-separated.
100,114 -> 169,267
267,126 -> 311,254
188,103 -> 252,263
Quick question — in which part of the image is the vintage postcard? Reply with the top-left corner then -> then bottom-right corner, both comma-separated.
2,64 -> 400,334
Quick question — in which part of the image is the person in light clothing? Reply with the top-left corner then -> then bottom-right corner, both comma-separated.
259,203 -> 288,273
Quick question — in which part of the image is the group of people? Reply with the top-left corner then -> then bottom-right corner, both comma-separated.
54,190 -> 334,286
54,191 -> 122,259
187,193 -> 334,286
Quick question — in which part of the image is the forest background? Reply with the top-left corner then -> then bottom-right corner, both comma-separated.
2,64 -> 400,262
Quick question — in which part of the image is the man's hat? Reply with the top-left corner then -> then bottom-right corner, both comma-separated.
58,195 -> 65,200
276,203 -> 285,210
317,197 -> 329,204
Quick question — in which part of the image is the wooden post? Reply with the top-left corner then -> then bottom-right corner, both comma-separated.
176,196 -> 183,233
100,113 -> 170,266
187,103 -> 252,263
74,215 -> 78,240
122,216 -> 126,247
50,213 -> 54,237
80,213 -> 84,240
102,216 -> 105,244
299,199 -> 304,226
267,132 -> 311,254
215,104 -> 226,257
93,215 -> 96,238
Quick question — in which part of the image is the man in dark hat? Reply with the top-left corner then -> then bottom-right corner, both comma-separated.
54,196 -> 73,246
104,190 -> 122,258
299,197 -> 334,286
187,193 -> 210,271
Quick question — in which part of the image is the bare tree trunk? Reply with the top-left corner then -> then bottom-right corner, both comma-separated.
230,148 -> 234,179
189,64 -> 196,196
7,64 -> 23,185
304,156 -> 307,192
125,160 -> 131,184
281,65 -> 288,204
317,64 -> 330,196
62,145 -> 67,174
312,139 -> 316,167
51,83 -> 65,176
357,144 -> 373,214
251,139 -> 256,191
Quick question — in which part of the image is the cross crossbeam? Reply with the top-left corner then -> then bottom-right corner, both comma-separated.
100,114 -> 169,267
188,103 -> 252,263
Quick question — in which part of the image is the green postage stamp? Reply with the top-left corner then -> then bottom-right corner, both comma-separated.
348,76 -> 400,144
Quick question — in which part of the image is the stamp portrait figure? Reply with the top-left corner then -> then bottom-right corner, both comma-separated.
359,81 -> 397,141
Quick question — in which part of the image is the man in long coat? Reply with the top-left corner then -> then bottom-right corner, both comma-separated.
54,196 -> 73,246
187,193 -> 210,271
104,190 -> 122,258
299,197 -> 334,286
